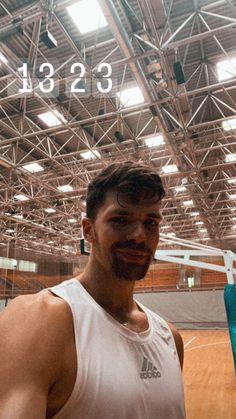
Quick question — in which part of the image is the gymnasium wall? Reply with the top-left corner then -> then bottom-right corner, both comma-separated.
135,289 -> 227,329
135,257 -> 227,292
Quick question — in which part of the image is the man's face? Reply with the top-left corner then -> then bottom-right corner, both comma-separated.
86,189 -> 162,281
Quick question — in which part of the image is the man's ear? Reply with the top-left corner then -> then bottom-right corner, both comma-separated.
82,217 -> 95,243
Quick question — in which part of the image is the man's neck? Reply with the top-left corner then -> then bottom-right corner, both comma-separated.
78,259 -> 137,323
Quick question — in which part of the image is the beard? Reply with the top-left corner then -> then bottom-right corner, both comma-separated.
111,249 -> 152,281
93,230 -> 153,281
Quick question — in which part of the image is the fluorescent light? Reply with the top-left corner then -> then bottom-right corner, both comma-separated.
6,229 -> 15,233
13,214 -> 23,219
199,228 -> 207,233
195,221 -> 204,225
225,153 -> 236,162
175,186 -> 186,192
57,184 -> 74,192
183,200 -> 193,206
162,164 -> 178,174
44,208 -> 56,213
67,0 -> 108,34
48,241 -> 54,244
144,134 -> 164,147
222,119 -> 236,131
0,52 -> 8,64
23,162 -> 44,173
38,110 -> 67,127
217,58 -> 236,81
117,86 -> 144,107
68,218 -> 77,223
14,194 -> 29,201
168,232 -> 176,236
190,211 -> 199,216
80,150 -> 101,160
161,225 -> 171,230
228,193 -> 236,200
227,178 -> 236,184
232,217 -> 236,221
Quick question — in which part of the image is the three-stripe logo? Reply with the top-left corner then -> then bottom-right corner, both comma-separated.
140,356 -> 161,379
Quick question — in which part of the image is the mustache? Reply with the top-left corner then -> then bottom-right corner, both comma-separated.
113,240 -> 151,253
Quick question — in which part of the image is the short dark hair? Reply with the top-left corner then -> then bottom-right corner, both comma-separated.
86,161 -> 165,220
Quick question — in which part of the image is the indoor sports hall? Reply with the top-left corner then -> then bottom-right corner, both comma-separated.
0,1 -> 236,418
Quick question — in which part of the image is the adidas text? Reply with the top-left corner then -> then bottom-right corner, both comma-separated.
140,370 -> 161,379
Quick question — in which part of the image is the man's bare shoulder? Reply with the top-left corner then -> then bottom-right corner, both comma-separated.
0,289 -> 74,364
0,289 -> 72,330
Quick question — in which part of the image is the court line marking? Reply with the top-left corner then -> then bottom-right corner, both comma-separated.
185,340 -> 230,352
184,336 -> 196,349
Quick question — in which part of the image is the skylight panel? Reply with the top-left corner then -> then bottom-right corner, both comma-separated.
57,184 -> 74,192
38,110 -> 67,127
80,150 -> 101,160
67,0 -> 108,34
144,134 -> 164,148
222,119 -> 236,131
162,164 -> 178,174
117,86 -> 144,107
14,194 -> 29,201
217,58 -> 236,81
225,153 -> 236,162
22,163 -> 44,173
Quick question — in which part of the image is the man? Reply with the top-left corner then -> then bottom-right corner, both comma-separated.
0,161 -> 186,418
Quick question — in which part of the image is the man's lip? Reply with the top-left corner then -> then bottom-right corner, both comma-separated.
116,249 -> 149,259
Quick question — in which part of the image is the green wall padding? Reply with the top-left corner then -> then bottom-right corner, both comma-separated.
224,284 -> 236,370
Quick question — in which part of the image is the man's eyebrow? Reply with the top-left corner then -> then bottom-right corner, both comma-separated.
109,210 -> 132,216
147,212 -> 163,221
109,210 -> 163,220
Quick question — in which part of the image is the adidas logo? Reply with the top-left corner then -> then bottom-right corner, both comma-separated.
140,356 -> 161,379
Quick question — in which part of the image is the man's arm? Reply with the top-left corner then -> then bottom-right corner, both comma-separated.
0,292 -> 71,419
168,323 -> 184,370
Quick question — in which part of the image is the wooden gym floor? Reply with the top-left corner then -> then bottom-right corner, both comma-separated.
181,330 -> 235,419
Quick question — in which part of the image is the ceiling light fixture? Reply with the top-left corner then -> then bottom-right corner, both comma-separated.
14,194 -> 29,201
162,164 -> 178,174
80,150 -> 101,160
38,110 -> 67,127
44,208 -> 56,213
22,163 -> 44,173
57,184 -> 74,192
144,134 -> 164,148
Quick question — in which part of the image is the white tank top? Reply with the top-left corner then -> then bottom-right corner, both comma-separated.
50,278 -> 186,419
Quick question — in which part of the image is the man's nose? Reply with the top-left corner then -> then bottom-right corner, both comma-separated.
126,222 -> 146,242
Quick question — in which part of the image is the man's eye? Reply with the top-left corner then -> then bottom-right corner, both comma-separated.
111,217 -> 128,224
145,220 -> 158,228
